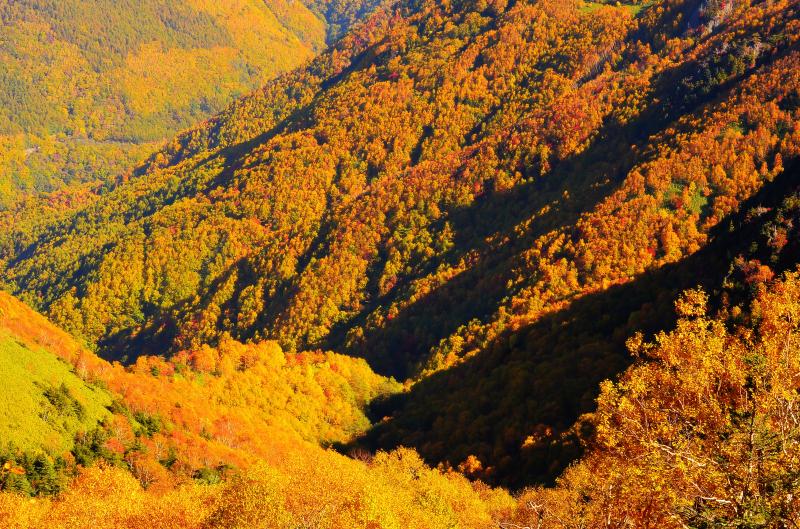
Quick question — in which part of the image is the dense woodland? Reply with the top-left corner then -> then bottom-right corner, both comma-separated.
5,224 -> 800,527
0,0 -> 378,209
2,0 -> 800,525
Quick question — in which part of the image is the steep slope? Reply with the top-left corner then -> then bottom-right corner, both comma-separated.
0,290 -> 403,495
0,292 -> 514,527
504,267 -> 800,528
3,0 -> 800,488
0,291 -> 111,457
0,0 -> 378,209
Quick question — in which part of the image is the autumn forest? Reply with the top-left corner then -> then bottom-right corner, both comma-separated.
1,0 -> 799,526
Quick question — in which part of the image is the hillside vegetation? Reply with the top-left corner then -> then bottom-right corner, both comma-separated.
0,289 -> 412,494
0,290 -> 516,527
0,0 -> 378,208
5,260 -> 800,526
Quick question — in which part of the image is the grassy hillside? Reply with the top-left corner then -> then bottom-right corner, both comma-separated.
2,0 -> 798,486
0,335 -> 110,454
0,293 -> 111,455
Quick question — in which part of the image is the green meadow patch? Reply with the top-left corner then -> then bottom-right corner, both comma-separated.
0,332 -> 111,455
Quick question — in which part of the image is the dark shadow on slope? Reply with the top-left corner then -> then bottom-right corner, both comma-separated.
326,38 -> 746,378
99,309 -> 180,364
325,153 -> 619,377
346,157 -> 800,490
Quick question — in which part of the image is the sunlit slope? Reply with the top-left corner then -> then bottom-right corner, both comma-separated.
0,289 -> 403,500
0,292 -> 111,454
0,0 -> 322,142
0,336 -> 111,454
0,294 -> 512,529
0,0 -> 380,208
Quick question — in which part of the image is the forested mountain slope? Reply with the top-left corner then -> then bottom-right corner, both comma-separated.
3,0 -> 800,490
7,206 -> 800,526
0,0 -> 379,208
0,289 -> 402,495
0,291 -> 520,527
